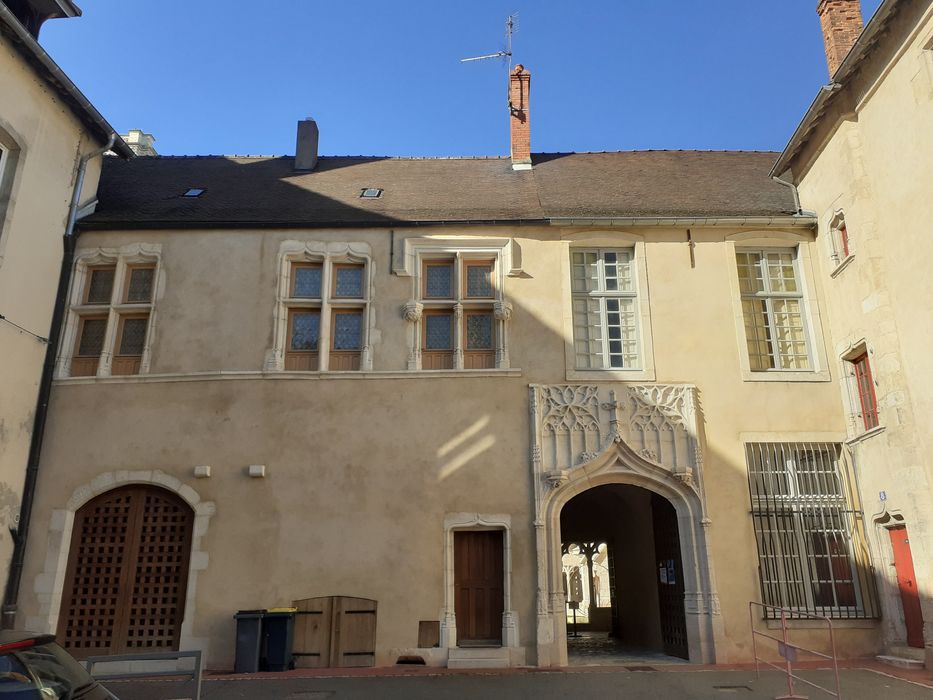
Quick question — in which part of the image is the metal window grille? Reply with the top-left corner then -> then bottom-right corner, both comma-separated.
745,442 -> 879,619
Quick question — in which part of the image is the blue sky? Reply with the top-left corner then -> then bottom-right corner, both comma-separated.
41,1 -> 883,157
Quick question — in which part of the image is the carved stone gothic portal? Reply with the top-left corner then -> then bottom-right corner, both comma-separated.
528,384 -> 721,667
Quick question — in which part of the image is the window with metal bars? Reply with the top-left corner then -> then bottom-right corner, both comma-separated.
745,442 -> 879,619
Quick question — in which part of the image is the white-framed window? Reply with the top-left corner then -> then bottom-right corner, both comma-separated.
736,248 -> 812,371
396,238 -> 514,372
267,241 -> 374,372
745,442 -> 879,619
56,244 -> 161,378
570,248 -> 639,370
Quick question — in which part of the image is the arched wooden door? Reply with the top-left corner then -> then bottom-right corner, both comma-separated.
57,485 -> 194,657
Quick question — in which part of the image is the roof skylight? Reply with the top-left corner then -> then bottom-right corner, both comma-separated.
360,188 -> 383,199
182,188 -> 205,197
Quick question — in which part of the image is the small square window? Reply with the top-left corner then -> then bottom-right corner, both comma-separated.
292,264 -> 322,298
85,267 -> 115,304
423,262 -> 454,299
125,267 -> 154,303
333,265 -> 364,298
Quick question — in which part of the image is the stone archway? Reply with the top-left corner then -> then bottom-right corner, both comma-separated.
27,470 -> 215,658
528,383 -> 722,667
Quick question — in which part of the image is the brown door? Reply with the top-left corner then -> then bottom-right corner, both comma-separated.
292,596 -> 377,668
889,526 -> 925,648
58,486 -> 193,658
454,530 -> 503,646
652,494 -> 688,660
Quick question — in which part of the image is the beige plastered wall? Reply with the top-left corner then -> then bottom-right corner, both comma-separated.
0,35 -> 105,589
16,223 -> 884,668
794,6 -> 933,666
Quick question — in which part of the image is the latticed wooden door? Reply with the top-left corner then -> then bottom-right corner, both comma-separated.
652,494 -> 688,660
58,485 -> 194,657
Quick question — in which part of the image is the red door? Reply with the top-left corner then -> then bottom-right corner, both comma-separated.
889,526 -> 924,648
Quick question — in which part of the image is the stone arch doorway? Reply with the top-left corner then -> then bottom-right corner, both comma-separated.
560,485 -> 688,662
57,485 -> 194,658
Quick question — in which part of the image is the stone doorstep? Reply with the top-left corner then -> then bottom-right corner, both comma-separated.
447,646 -> 511,669
876,654 -> 925,670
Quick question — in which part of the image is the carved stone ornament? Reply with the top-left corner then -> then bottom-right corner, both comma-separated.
494,300 -> 513,321
541,385 -> 600,433
402,301 -> 423,322
545,469 -> 569,489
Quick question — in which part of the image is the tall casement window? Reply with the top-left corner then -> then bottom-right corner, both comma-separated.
827,211 -> 854,272
570,249 -> 639,369
0,133 -> 19,245
745,442 -> 879,619
849,352 -> 879,432
269,242 -> 373,372
736,249 -> 811,371
58,245 -> 160,378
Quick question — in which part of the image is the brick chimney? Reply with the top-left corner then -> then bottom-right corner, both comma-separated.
509,64 -> 531,171
817,0 -> 864,77
295,118 -> 319,171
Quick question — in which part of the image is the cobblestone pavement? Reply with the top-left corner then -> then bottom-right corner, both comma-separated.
102,667 -> 933,700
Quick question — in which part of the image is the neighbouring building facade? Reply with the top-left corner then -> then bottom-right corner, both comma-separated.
6,0 -> 931,672
0,0 -> 129,623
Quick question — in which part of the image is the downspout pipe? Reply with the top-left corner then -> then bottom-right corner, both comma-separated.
771,172 -> 803,217
1,133 -> 116,629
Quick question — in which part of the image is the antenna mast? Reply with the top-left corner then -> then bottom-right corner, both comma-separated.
460,14 -> 516,73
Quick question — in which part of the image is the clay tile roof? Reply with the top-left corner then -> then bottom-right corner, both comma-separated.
82,150 -> 795,229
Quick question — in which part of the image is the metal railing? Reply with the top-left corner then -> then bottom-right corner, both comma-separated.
749,602 -> 841,699
82,649 -> 202,700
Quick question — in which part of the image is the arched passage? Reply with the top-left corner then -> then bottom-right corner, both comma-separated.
57,485 -> 194,657
560,484 -> 688,662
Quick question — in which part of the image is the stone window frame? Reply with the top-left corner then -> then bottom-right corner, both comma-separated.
266,240 -> 375,372
0,122 -> 24,266
559,231 -> 656,382
725,232 -> 831,383
394,238 -> 517,371
827,209 -> 855,278
839,339 -> 885,442
55,243 -> 162,379
27,470 -> 216,660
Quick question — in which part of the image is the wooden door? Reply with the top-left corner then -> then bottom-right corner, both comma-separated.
58,486 -> 193,658
454,530 -> 503,645
292,596 -> 377,668
652,495 -> 688,660
889,526 -> 925,648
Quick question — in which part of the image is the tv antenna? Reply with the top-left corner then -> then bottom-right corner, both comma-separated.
460,14 -> 516,72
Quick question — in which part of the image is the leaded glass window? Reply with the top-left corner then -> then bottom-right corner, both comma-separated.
77,318 -> 107,356
290,311 -> 319,351
292,264 -> 322,298
86,267 -> 115,304
570,249 -> 639,369
465,262 -> 494,298
466,313 -> 493,350
118,317 -> 149,355
125,267 -> 154,303
333,265 -> 363,298
424,262 -> 454,298
333,312 -> 362,350
424,313 -> 453,350
736,250 -> 810,371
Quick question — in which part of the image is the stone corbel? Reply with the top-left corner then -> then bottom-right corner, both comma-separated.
402,301 -> 423,370
545,469 -> 569,489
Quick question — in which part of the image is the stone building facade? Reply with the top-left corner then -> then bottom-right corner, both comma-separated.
6,0 -> 931,673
